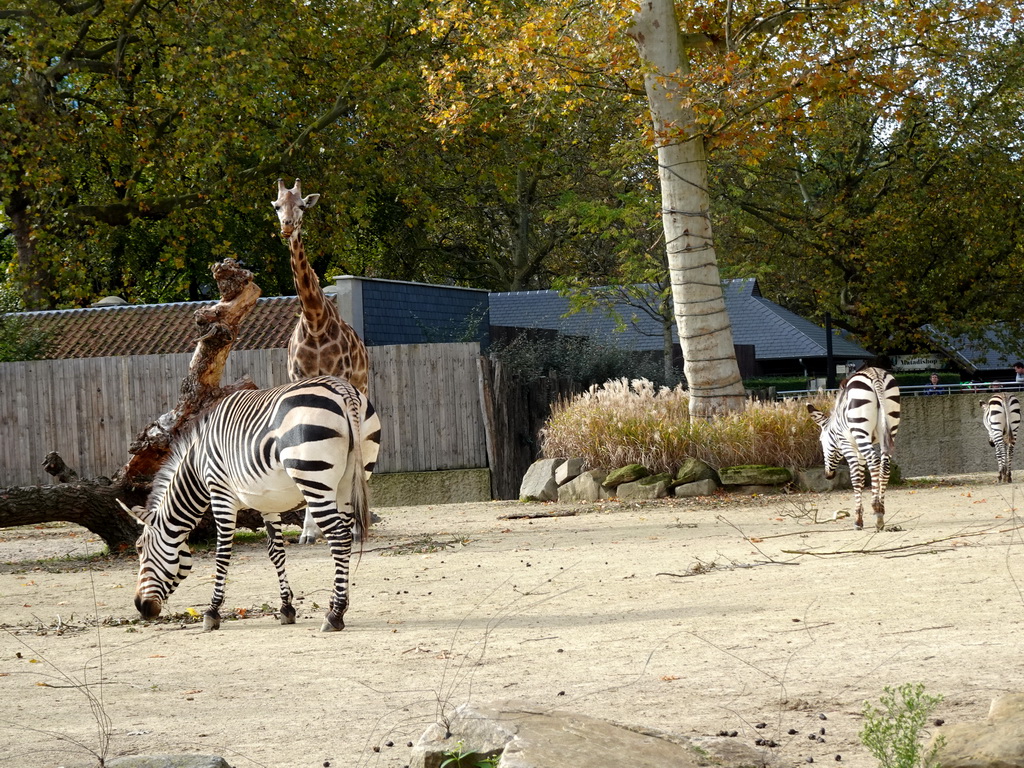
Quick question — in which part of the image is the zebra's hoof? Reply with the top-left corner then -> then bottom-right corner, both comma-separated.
320,611 -> 345,632
203,610 -> 221,631
298,534 -> 315,545
279,604 -> 296,625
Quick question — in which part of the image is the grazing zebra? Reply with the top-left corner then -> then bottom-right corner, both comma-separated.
981,393 -> 1020,483
806,367 -> 901,531
126,376 -> 381,632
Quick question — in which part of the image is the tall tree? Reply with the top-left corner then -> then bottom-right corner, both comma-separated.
0,0 -> 424,308
419,0 -> 1022,405
629,0 -> 745,415
711,13 -> 1024,353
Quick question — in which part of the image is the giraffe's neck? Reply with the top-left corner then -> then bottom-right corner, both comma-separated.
289,231 -> 333,330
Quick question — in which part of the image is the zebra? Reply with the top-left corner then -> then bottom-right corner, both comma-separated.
980,393 -> 1020,483
806,367 -> 901,531
124,376 -> 381,632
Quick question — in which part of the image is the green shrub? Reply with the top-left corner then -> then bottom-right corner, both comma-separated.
541,378 -> 827,472
860,683 -> 944,768
0,295 -> 52,362
743,376 -> 809,392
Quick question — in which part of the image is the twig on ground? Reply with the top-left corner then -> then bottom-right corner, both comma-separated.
782,521 -> 1024,557
881,624 -> 954,636
657,560 -> 798,578
498,509 -> 579,520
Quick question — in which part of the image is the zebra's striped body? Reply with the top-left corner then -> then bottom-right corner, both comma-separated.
981,393 -> 1020,483
131,376 -> 381,632
807,367 -> 901,530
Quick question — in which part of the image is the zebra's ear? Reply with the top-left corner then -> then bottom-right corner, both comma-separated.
117,499 -> 151,525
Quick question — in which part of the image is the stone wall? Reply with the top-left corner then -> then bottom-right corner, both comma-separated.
369,468 -> 492,507
895,392 -> 994,477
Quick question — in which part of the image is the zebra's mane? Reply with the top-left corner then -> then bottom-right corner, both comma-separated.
147,414 -> 210,515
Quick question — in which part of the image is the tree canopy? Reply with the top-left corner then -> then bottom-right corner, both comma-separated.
1,0 -> 645,310
2,0 -> 1022,364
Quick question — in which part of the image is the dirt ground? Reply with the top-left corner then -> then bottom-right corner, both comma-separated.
1,476 -> 1023,768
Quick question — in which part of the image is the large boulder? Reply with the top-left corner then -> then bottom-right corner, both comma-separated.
675,478 -> 719,498
674,458 -> 719,486
718,465 -> 792,487
616,474 -> 671,500
554,458 -> 585,485
557,469 -> 610,502
794,466 -> 852,492
604,464 -> 650,488
519,459 -> 566,502
410,700 -> 762,768
931,693 -> 1024,768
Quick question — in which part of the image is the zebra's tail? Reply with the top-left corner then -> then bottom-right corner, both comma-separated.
873,373 -> 896,455
350,402 -> 372,545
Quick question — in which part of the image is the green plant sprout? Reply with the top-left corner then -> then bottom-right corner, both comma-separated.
439,740 -> 500,768
860,683 -> 944,768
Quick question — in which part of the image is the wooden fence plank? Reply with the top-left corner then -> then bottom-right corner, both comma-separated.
0,343 -> 487,486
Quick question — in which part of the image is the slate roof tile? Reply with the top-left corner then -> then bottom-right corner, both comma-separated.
17,297 -> 299,360
490,278 -> 872,360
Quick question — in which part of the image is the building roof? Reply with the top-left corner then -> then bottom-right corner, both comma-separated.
10,276 -> 872,364
489,278 -> 871,361
928,325 -> 1024,375
16,296 -> 299,359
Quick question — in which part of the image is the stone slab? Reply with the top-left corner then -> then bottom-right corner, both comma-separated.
411,700 -> 763,768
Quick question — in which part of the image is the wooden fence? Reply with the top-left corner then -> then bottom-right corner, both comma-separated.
0,343 -> 488,487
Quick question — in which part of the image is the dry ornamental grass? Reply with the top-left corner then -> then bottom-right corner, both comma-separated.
541,377 -> 831,472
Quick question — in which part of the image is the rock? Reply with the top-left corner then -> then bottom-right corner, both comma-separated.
558,469 -> 610,502
794,466 -> 852,492
519,459 -> 566,502
554,458 -> 585,485
674,458 -> 719,486
718,465 -> 792,487
604,464 -> 650,488
103,757 -> 233,768
931,693 -> 1024,768
411,700 -> 762,768
616,476 -> 669,500
674,478 -> 719,498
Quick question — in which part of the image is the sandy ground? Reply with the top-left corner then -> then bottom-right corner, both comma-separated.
1,476 -> 1023,768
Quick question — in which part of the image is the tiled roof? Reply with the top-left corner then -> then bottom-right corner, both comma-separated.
927,325 -> 1024,374
489,278 -> 873,360
16,296 -> 300,360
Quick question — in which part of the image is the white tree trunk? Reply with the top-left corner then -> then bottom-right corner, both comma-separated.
629,0 -> 745,417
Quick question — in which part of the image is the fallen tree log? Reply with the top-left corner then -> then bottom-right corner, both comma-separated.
0,259 -> 264,551
0,481 -> 148,553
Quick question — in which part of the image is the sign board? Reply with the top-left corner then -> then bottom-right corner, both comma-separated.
893,354 -> 943,372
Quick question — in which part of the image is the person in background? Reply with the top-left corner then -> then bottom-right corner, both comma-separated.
924,373 -> 946,395
1014,362 -> 1024,385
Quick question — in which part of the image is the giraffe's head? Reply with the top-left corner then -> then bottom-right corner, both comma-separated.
272,178 -> 320,238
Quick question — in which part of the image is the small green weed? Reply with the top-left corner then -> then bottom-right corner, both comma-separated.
860,683 -> 944,768
439,741 -> 500,768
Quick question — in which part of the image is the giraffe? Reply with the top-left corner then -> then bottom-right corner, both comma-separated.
272,178 -> 373,543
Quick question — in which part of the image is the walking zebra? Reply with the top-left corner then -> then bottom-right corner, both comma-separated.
806,367 -> 901,531
981,393 -> 1020,483
126,376 -> 381,632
